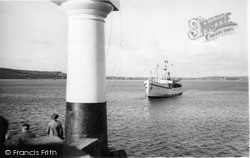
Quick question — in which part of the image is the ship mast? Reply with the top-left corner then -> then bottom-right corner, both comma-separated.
164,58 -> 170,79
164,56 -> 171,79
156,63 -> 159,82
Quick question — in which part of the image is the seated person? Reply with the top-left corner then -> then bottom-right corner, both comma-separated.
46,114 -> 63,140
18,124 -> 36,145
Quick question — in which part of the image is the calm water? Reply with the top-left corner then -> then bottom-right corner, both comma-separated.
0,79 -> 249,157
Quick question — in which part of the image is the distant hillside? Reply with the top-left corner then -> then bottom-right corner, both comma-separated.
107,76 -> 248,81
0,68 -> 248,81
181,76 -> 248,81
0,68 -> 66,79
106,76 -> 147,80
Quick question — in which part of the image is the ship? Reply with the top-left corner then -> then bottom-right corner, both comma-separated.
144,58 -> 183,98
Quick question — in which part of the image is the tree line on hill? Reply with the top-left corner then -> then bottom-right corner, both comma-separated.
0,68 -> 66,79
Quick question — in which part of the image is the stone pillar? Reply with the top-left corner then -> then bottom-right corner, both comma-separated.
52,0 -> 114,154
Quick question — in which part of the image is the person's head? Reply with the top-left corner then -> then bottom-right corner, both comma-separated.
0,116 -> 8,146
22,124 -> 30,132
51,114 -> 59,120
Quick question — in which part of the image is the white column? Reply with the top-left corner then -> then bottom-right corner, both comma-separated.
51,1 -> 114,153
61,0 -> 113,103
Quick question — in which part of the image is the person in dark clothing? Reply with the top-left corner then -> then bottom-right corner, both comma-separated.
18,124 -> 36,145
0,116 -> 8,146
0,116 -> 8,156
46,114 -> 63,140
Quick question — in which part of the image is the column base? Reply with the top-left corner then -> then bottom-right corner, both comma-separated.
65,102 -> 107,155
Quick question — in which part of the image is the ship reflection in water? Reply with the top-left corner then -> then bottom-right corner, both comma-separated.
0,79 -> 248,157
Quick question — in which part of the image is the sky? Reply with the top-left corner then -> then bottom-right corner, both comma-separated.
0,0 -> 248,77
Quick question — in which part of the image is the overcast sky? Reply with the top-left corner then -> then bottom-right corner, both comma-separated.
0,0 -> 248,77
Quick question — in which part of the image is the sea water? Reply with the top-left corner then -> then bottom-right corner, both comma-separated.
0,79 -> 248,157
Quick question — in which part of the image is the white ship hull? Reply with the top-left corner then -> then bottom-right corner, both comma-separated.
144,80 -> 183,98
